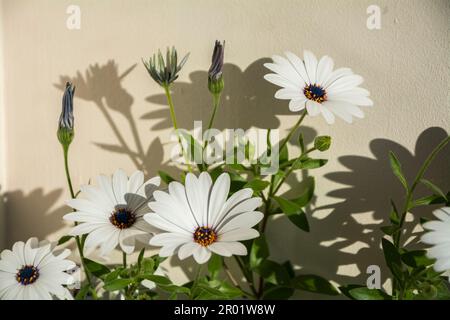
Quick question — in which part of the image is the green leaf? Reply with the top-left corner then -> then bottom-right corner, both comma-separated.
348,287 -> 391,300
208,254 -> 223,279
75,284 -> 90,300
389,151 -> 408,191
137,248 -> 145,270
103,278 -> 134,291
420,179 -> 448,201
141,274 -> 172,286
142,258 -> 155,274
389,199 -> 400,225
291,177 -> 315,208
195,284 -> 227,299
292,158 -> 327,170
314,135 -> 331,152
380,225 -> 399,235
254,260 -> 291,286
263,285 -> 295,299
217,281 -> 243,298
244,179 -> 270,193
179,131 -> 203,164
412,194 -> 446,207
158,170 -> 175,184
279,143 -> 289,164
291,274 -> 339,295
381,238 -> 403,281
57,235 -> 72,246
250,235 -> 269,270
401,250 -> 434,268
273,196 -> 310,232
84,258 -> 110,277
104,268 -> 122,283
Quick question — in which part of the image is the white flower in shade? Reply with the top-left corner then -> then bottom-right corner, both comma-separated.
64,169 -> 160,256
145,172 -> 263,264
421,207 -> 450,279
0,238 -> 75,300
264,50 -> 373,124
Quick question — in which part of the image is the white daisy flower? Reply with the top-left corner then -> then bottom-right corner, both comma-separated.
64,169 -> 160,256
0,237 -> 75,300
264,50 -> 373,124
421,207 -> 450,279
144,172 -> 263,264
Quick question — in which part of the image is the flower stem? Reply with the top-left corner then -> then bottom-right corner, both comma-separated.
190,264 -> 204,299
277,109 -> 307,153
62,146 -> 93,289
122,252 -> 127,268
202,93 -> 221,171
162,85 -> 193,172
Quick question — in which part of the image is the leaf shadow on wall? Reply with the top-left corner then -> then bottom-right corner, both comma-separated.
2,188 -> 67,246
268,126 -> 449,298
55,60 -> 167,178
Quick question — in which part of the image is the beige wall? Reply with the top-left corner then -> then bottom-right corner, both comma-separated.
1,0 -> 449,294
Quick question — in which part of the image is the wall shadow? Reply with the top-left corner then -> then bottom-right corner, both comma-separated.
143,59 -> 293,131
3,188 -> 67,247
268,127 -> 449,298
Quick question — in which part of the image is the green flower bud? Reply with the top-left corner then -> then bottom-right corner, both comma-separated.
142,47 -> 189,87
57,82 -> 75,148
314,135 -> 331,152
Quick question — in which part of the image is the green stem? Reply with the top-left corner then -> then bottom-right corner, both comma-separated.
202,93 -> 221,171
234,256 -> 258,297
62,146 -> 93,289
163,85 -> 193,172
190,264 -> 204,299
392,136 -> 449,298
122,252 -> 127,268
394,136 -> 450,247
277,109 -> 307,153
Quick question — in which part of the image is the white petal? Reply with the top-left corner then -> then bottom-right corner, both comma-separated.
69,222 -> 106,236
316,55 -> 334,86
423,221 -> 449,232
185,173 -> 209,226
100,230 -> 120,256
322,67 -> 353,88
220,228 -> 259,242
119,230 -> 136,254
192,246 -> 211,264
289,99 -> 307,112
80,185 -> 114,212
433,258 -> 450,272
127,171 -> 144,194
150,232 -> 192,246
96,174 -> 118,205
284,51 -> 310,84
84,225 -> 117,250
320,105 -> 335,124
218,211 -> 264,233
208,173 -> 230,227
178,242 -> 198,260
306,100 -> 321,116
63,212 -> 108,223
112,169 -> 128,204
327,75 -> 364,93
12,241 -> 26,266
144,212 -> 192,234
213,242 -> 247,256
427,243 -> 450,259
422,232 -> 450,245
210,188 -> 254,227
433,207 -> 450,221
303,50 -> 318,84
65,199 -> 108,216
264,60 -> 304,87
264,74 -> 298,90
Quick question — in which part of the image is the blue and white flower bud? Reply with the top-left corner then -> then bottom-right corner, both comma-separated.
57,82 -> 75,148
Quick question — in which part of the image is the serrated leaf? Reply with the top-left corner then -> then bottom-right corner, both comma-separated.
389,151 -> 408,191
291,274 -> 339,295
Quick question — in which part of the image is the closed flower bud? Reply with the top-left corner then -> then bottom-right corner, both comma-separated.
208,40 -> 225,95
314,135 -> 331,152
142,47 -> 189,87
57,82 -> 75,148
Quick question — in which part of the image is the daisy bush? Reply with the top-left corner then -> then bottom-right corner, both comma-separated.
1,41 -> 449,300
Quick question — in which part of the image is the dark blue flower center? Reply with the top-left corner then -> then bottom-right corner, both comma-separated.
304,84 -> 327,103
16,265 -> 39,285
193,226 -> 217,247
110,208 -> 136,229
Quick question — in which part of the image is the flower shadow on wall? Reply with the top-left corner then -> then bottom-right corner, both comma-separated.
2,188 -> 67,246
143,59 -> 295,131
268,126 -> 449,298
54,60 -> 166,177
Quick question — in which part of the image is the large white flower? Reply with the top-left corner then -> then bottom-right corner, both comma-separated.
64,169 -> 160,256
0,238 -> 75,300
421,207 -> 450,279
145,172 -> 263,264
264,50 -> 373,124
